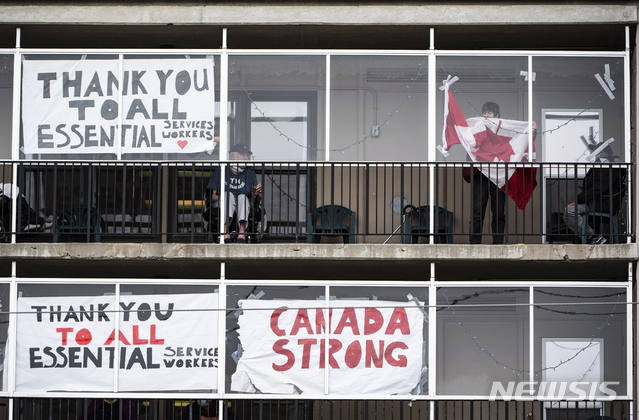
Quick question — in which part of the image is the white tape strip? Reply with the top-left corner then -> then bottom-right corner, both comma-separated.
604,63 -> 616,91
595,73 -> 615,100
436,144 -> 449,157
585,137 -> 615,161
438,75 -> 459,91
519,70 -> 536,81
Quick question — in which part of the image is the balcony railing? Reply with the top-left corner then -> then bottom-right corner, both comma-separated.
11,398 -> 632,420
0,161 -> 630,245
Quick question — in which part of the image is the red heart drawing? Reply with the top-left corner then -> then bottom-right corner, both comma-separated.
177,140 -> 188,149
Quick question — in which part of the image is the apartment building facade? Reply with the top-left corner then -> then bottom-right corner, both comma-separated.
0,2 -> 634,419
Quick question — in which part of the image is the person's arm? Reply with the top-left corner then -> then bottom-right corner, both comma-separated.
249,171 -> 261,197
207,169 -> 221,202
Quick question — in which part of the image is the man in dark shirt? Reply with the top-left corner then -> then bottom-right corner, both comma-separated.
207,143 -> 262,243
563,142 -> 625,244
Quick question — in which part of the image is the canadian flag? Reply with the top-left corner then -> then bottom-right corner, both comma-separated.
441,87 -> 537,210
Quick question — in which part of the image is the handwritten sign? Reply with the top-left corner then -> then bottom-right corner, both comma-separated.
16,293 -> 218,392
21,58 -> 216,155
231,299 -> 426,395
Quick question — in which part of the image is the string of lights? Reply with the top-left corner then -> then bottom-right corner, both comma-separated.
439,288 -> 624,378
229,57 -> 427,154
230,57 -> 622,156
7,294 -> 630,315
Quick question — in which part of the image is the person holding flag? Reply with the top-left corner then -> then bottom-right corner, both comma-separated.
466,102 -> 507,244
441,85 -> 538,244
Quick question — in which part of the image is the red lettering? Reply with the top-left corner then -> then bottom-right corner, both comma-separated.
364,308 -> 383,335
272,339 -> 295,371
290,309 -> 313,336
315,308 -> 333,334
298,338 -> 317,368
365,340 -> 384,368
344,341 -> 362,368
384,341 -> 408,367
150,324 -> 164,344
75,328 -> 92,345
103,329 -> 131,346
334,308 -> 360,335
56,327 -> 74,345
270,307 -> 288,337
319,338 -> 342,369
385,308 -> 410,335
132,325 -> 148,345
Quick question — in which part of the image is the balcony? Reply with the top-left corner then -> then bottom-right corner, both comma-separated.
8,398 -> 633,420
0,160 -> 629,249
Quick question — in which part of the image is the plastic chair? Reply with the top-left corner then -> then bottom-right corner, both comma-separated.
581,184 -> 627,244
53,205 -> 102,243
402,205 -> 454,244
306,205 -> 356,243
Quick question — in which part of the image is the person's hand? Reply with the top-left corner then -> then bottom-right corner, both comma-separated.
211,190 -> 219,202
252,184 -> 262,196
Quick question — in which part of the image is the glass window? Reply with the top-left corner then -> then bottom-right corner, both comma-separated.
534,287 -> 627,398
436,287 -> 529,395
228,55 -> 325,161
436,56 -> 531,163
535,56 -> 626,168
0,283 -> 8,391
330,55 -> 428,161
0,54 -> 13,160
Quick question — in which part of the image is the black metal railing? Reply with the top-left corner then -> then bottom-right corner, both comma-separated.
9,398 -> 632,420
0,161 -> 629,245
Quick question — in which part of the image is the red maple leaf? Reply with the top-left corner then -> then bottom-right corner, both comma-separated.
473,121 -> 515,162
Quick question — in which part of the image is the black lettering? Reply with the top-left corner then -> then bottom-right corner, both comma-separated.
63,71 -> 82,98
101,99 -> 118,120
31,306 -> 47,322
194,69 -> 209,92
155,70 -> 173,95
55,346 -> 68,368
119,301 -> 136,322
175,70 -> 191,95
37,125 -> 54,149
68,347 -> 82,368
29,348 -> 43,368
56,124 -> 71,148
130,71 -> 148,95
37,73 -> 57,99
84,72 -> 104,97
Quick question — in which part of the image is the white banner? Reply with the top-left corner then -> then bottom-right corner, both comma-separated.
16,293 -> 218,392
22,58 -> 216,155
231,299 -> 426,395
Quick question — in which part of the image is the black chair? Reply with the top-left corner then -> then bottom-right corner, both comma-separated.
402,205 -> 454,244
581,184 -> 627,244
53,205 -> 102,242
306,205 -> 356,243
